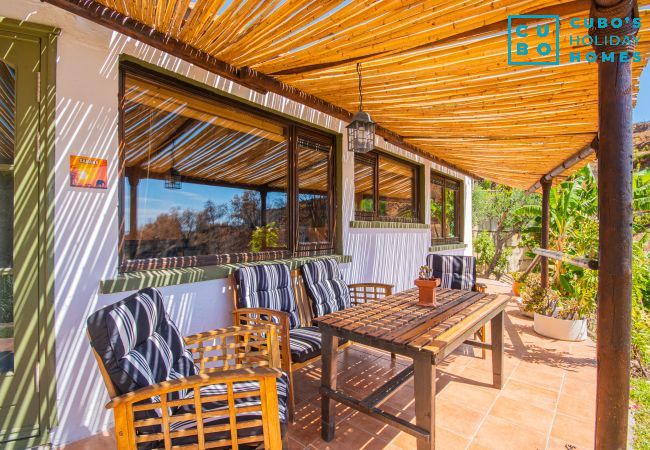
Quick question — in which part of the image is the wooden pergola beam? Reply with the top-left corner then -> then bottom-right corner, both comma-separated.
42,0 -> 481,181
526,136 -> 599,193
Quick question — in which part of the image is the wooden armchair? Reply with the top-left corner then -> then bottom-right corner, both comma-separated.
88,288 -> 286,450
232,261 -> 393,422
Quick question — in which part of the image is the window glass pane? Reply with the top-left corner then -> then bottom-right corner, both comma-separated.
122,72 -> 289,261
430,178 -> 443,239
445,187 -> 458,238
297,136 -> 331,245
354,154 -> 375,213
0,61 -> 14,373
378,156 -> 416,220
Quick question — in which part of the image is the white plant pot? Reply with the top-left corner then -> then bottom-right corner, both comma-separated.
533,313 -> 587,341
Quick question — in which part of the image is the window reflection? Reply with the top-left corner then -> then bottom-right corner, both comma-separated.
297,137 -> 331,246
354,154 -> 375,214
123,71 -> 289,262
431,173 -> 461,243
378,156 -> 417,220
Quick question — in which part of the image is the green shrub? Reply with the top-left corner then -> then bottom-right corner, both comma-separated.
631,377 -> 650,449
474,231 -> 494,273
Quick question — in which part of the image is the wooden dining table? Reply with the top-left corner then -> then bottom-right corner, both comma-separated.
313,287 -> 511,450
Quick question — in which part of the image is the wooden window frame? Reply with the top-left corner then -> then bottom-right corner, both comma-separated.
118,61 -> 337,272
430,171 -> 463,244
354,151 -> 421,223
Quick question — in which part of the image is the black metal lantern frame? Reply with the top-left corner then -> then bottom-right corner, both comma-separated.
347,63 -> 376,154
164,139 -> 182,190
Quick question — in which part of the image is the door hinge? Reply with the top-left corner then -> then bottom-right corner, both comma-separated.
35,362 -> 40,393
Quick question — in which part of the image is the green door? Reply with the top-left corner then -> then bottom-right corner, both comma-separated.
0,30 -> 42,443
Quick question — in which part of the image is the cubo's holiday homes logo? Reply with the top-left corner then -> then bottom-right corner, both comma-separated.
507,14 -> 642,65
508,15 -> 560,66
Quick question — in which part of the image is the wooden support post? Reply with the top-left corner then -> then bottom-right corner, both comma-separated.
491,311 -> 504,389
592,1 -> 636,448
413,354 -> 435,450
540,178 -> 551,289
321,330 -> 338,442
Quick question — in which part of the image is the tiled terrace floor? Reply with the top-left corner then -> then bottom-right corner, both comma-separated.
63,280 -> 598,450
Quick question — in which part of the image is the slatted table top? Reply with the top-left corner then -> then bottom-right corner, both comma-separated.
314,288 -> 510,360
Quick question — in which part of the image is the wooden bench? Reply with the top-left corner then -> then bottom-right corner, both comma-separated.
231,268 -> 393,421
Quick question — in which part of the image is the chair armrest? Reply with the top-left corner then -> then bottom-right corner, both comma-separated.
348,283 -> 394,291
106,366 -> 282,409
184,324 -> 271,346
474,283 -> 488,293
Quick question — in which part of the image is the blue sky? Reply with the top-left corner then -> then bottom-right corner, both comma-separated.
634,66 -> 650,123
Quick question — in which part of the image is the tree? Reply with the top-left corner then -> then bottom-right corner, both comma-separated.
472,181 -> 534,277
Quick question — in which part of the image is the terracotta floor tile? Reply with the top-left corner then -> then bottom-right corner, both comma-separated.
437,379 -> 500,414
310,422 -> 398,450
560,376 -> 596,401
435,399 -> 486,439
546,435 -> 593,450
471,415 -> 547,450
489,395 -> 555,435
556,392 -> 596,421
500,379 -> 560,411
510,362 -> 565,391
550,412 -> 595,448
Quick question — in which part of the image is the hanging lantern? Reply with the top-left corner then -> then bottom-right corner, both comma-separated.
347,62 -> 375,153
164,139 -> 182,190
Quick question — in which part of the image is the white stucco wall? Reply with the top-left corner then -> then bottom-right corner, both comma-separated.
1,1 -> 474,445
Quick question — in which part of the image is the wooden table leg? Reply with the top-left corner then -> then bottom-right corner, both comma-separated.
413,353 -> 435,450
321,329 -> 339,441
491,311 -> 504,389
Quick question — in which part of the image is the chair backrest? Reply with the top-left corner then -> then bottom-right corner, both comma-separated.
234,263 -> 301,329
426,254 -> 477,290
300,258 -> 351,318
87,287 -> 198,398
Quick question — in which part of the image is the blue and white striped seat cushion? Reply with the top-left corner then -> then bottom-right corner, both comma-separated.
426,254 -> 476,290
235,264 -> 301,329
87,288 -> 198,398
301,258 -> 351,317
288,326 -> 348,364
289,326 -> 323,363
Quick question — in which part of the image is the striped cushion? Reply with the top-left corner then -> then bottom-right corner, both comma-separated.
87,288 -> 199,397
289,327 -> 323,363
235,264 -> 300,329
426,254 -> 476,290
301,258 -> 351,317
288,327 -> 348,364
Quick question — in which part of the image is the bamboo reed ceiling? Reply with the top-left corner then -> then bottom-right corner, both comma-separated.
84,0 -> 650,189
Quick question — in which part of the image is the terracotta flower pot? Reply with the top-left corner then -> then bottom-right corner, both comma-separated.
415,278 -> 440,306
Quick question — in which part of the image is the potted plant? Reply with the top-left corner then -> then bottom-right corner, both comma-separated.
510,271 -> 528,296
522,275 -> 589,341
415,266 -> 440,306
